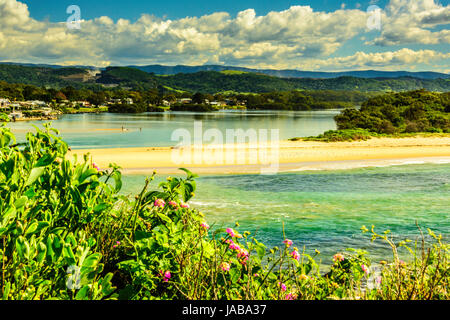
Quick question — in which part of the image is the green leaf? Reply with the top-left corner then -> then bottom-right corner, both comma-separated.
1,207 -> 16,226
36,242 -> 47,263
229,268 -> 241,283
2,282 -> 11,300
100,273 -> 116,297
25,167 -> 45,186
78,168 -> 99,184
14,196 -> 28,209
179,168 -> 198,179
63,244 -> 76,265
15,236 -> 30,260
135,230 -> 153,241
35,153 -> 57,167
75,286 -> 90,300
111,170 -> 122,193
157,212 -> 172,224
93,203 -> 109,214
82,253 -> 102,268
25,221 -> 38,236
255,243 -> 266,259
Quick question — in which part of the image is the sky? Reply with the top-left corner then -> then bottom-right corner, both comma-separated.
0,0 -> 449,72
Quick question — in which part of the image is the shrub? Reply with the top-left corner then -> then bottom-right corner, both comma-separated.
301,129 -> 376,142
0,113 -> 9,123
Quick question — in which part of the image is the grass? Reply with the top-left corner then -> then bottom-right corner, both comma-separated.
65,107 -> 109,113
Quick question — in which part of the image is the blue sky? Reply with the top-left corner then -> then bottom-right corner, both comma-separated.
0,0 -> 448,71
22,0 -> 390,22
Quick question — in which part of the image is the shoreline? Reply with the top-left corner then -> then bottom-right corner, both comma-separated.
69,136 -> 450,174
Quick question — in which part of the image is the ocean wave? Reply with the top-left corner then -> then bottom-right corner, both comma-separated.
286,157 -> 450,172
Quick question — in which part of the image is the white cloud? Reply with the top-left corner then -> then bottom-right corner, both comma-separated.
300,48 -> 450,71
371,0 -> 450,46
0,0 -> 448,71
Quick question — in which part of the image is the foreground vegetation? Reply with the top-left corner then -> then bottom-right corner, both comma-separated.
0,125 -> 448,300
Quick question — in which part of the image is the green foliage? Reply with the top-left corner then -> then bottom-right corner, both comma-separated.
301,129 -> 376,142
0,113 -> 9,123
108,103 -> 148,113
335,90 -> 450,134
0,125 -> 448,300
170,103 -> 216,112
97,67 -> 158,91
158,72 -> 450,94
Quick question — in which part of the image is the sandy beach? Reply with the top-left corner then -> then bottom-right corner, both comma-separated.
69,136 -> 450,174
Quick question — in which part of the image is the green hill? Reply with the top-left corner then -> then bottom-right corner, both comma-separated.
158,71 -> 450,93
96,67 -> 158,90
0,64 -> 448,94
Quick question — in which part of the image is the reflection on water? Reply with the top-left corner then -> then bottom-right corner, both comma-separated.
7,110 -> 339,149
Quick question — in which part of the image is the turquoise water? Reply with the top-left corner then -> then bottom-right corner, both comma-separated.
7,112 -> 449,263
121,163 -> 450,263
7,110 -> 338,149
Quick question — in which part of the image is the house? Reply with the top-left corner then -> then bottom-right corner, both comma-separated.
0,98 -> 11,108
210,101 -> 227,107
41,107 -> 53,116
107,99 -> 122,105
9,111 -> 24,120
177,98 -> 192,104
123,98 -> 134,105
75,101 -> 91,107
31,100 -> 47,107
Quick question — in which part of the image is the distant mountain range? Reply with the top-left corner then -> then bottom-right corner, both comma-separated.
129,64 -> 450,80
1,61 -> 448,80
0,62 -> 449,93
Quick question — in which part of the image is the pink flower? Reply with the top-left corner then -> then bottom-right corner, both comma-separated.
278,282 -> 287,292
93,163 -> 100,171
361,264 -> 369,274
113,241 -> 120,249
285,293 -> 297,300
226,228 -> 242,239
333,253 -> 345,262
237,248 -> 249,259
237,248 -> 249,265
291,250 -> 300,261
168,201 -> 178,208
220,262 -> 230,272
201,222 -> 210,230
228,240 -> 241,251
162,271 -> 171,282
283,239 -> 293,248
180,202 -> 189,209
154,199 -> 166,208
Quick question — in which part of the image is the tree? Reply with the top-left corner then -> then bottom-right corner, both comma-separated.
87,92 -> 106,106
192,92 -> 205,104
